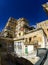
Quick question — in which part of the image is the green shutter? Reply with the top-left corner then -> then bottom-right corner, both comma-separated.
25,47 -> 28,54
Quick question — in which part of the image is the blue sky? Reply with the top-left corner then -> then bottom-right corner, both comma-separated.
0,0 -> 48,31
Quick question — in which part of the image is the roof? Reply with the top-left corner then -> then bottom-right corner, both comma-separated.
25,28 -> 47,37
37,20 -> 48,25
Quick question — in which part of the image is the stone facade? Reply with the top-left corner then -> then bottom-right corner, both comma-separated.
0,17 -> 48,54
42,2 -> 48,14
37,20 -> 48,48
3,17 -> 17,38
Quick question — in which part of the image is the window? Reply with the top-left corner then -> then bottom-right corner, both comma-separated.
6,26 -> 11,30
47,39 -> 48,42
19,33 -> 21,36
47,29 -> 48,31
33,36 -> 36,38
18,42 -> 22,49
29,37 -> 31,42
11,20 -> 15,23
25,45 -> 27,47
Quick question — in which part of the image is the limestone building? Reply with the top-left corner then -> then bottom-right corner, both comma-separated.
37,20 -> 48,48
42,2 -> 48,14
3,17 -> 17,38
0,17 -> 48,55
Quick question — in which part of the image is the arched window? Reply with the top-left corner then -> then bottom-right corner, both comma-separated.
29,37 -> 31,42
